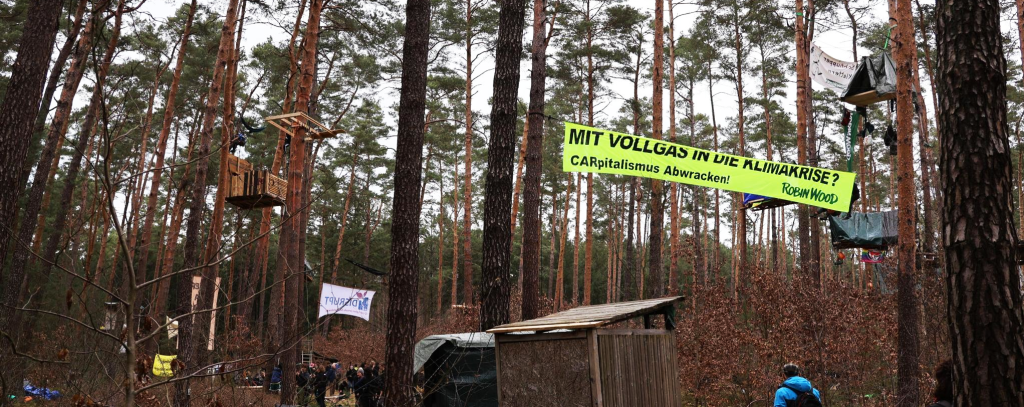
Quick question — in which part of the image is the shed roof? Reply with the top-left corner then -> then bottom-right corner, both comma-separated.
487,296 -> 683,334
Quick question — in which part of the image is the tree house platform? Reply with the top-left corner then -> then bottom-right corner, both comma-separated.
841,90 -> 895,107
264,112 -> 345,141
224,155 -> 287,209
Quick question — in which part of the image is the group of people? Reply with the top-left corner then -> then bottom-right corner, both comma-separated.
289,360 -> 384,407
346,360 -> 385,407
295,363 -> 333,407
772,361 -> 952,407
237,368 -> 268,387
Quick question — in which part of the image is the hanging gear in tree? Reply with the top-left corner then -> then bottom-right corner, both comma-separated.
240,117 -> 267,134
883,124 -> 898,156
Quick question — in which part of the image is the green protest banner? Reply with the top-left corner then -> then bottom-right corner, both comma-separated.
562,122 -> 857,211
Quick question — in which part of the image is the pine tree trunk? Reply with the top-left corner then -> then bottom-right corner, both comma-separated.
732,9 -> 747,299
667,0 -> 679,295
136,0 -> 197,286
510,122 -> 528,234
583,0 -> 595,306
936,0 -> 1024,403
462,0 -> 476,307
437,203 -> 446,313
520,0 -> 548,321
154,139 -> 193,318
382,0 -> 431,403
555,175 -> 572,309
572,173 -> 581,303
29,0 -> 87,147
893,3 -> 922,403
794,0 -> 812,280
278,0 -> 322,402
648,0 -> 665,299
257,0 -> 306,357
3,0 -> 96,302
173,0 -> 238,403
708,73 -> 721,277
0,0 -> 62,272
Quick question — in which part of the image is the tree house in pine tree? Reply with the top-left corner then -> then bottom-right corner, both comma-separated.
264,112 -> 345,141
224,154 -> 287,209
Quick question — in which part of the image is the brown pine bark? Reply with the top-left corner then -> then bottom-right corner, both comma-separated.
648,0 -> 665,299
256,0 -> 306,352
382,0 -> 431,403
510,122 -> 528,234
549,200 -> 558,298
520,0 -> 549,321
805,1 -> 822,287
451,168 -> 461,308
173,0 -> 238,403
3,0 -> 96,301
330,162 -> 357,282
154,133 -> 194,318
667,0 -> 679,296
893,1 -> 921,405
17,1 -> 98,268
126,60 -> 170,268
30,0 -> 123,315
571,174 -> 580,304
142,0 -> 198,313
731,6 -> 748,299
555,175 -> 572,309
277,0 -> 322,402
29,0 -> 87,146
437,200 -> 446,313
794,0 -> 812,280
462,0 -> 476,307
0,0 -> 62,271
708,68 -> 721,276
936,0 -> 1024,404
583,0 -> 595,306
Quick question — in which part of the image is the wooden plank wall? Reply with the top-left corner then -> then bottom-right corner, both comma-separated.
597,332 -> 682,407
496,337 -> 592,407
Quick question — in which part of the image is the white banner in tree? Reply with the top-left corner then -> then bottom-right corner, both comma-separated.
318,283 -> 375,321
190,276 -> 221,351
810,44 -> 857,94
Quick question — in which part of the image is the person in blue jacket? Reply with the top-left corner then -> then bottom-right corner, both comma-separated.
774,364 -> 821,407
269,364 -> 283,392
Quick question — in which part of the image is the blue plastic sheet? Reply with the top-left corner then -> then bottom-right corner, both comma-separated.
24,383 -> 61,400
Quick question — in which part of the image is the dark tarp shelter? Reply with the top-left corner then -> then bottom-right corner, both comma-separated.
415,333 -> 497,407
841,53 -> 897,107
828,211 -> 898,249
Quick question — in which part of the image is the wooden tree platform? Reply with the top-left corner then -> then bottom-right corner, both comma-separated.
264,112 -> 345,141
842,90 -> 896,107
224,155 -> 286,209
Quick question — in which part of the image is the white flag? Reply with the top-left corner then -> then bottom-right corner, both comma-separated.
318,283 -> 375,321
810,44 -> 857,94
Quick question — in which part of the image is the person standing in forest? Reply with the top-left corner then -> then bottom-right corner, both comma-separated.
926,360 -> 952,407
773,364 -> 821,407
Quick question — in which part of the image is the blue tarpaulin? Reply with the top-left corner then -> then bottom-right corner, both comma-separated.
24,383 -> 61,400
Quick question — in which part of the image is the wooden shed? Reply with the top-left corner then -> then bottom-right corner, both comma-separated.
486,296 -> 683,407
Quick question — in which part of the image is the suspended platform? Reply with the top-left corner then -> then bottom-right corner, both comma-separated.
224,155 -> 287,209
264,112 -> 345,141
742,193 -> 795,211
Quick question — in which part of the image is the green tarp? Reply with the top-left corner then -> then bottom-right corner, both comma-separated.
828,211 -> 898,250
